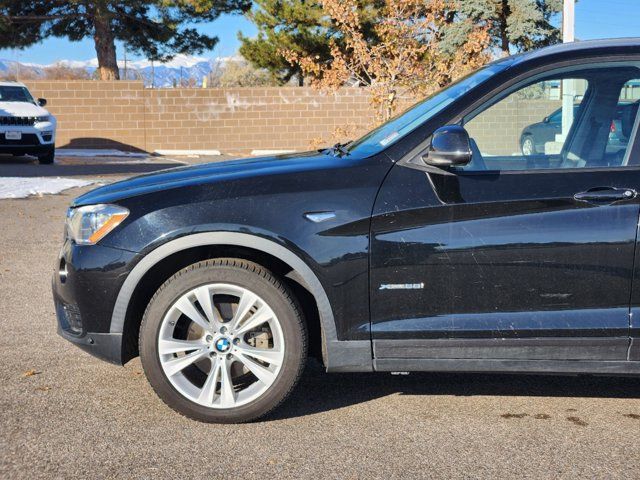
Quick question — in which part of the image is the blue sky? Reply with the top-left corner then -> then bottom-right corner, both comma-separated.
0,0 -> 638,64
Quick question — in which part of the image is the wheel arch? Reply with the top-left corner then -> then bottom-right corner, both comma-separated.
113,232 -> 372,372
520,131 -> 533,143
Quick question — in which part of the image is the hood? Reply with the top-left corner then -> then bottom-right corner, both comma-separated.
72,151 -> 358,207
0,101 -> 49,117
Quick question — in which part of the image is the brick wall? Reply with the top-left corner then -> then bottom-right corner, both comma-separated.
465,96 -> 561,155
22,80 -> 566,156
23,81 -> 376,154
24,81 -> 147,151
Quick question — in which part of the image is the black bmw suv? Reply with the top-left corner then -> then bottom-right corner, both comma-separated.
54,38 -> 640,423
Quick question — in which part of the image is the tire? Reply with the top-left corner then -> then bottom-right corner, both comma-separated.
521,136 -> 535,156
38,146 -> 55,164
139,258 -> 307,423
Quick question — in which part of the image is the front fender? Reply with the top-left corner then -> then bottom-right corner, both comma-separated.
110,231 -> 373,372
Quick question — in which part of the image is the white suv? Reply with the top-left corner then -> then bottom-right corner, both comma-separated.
0,82 -> 56,164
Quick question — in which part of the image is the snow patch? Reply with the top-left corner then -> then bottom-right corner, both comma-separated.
0,55 -> 242,88
251,149 -> 297,156
56,58 -> 100,69
0,177 -> 95,199
14,54 -> 239,71
154,149 -> 221,156
128,53 -> 208,69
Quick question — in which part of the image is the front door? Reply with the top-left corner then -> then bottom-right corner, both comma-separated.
371,63 -> 640,362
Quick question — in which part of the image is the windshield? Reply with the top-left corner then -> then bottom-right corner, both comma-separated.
0,86 -> 35,103
346,62 -> 511,156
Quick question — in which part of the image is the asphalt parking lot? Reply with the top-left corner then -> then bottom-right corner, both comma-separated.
1,154 -> 640,479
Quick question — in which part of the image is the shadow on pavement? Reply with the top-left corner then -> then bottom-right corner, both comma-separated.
59,138 -> 148,153
267,359 -> 640,421
0,154 -> 182,177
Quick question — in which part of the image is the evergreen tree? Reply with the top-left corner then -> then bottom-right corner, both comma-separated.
454,0 -> 564,55
0,1 -> 250,80
239,0 -> 383,86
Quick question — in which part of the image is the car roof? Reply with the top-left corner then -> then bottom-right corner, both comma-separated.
0,81 -> 27,87
510,38 -> 640,66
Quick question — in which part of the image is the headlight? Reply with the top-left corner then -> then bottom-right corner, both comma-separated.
36,115 -> 52,123
66,204 -> 129,245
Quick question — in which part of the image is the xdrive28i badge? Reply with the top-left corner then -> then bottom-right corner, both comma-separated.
379,283 -> 425,290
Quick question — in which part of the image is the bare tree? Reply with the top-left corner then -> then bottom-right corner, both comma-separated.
284,0 -> 491,122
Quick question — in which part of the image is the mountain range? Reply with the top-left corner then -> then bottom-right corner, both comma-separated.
0,54 -> 236,87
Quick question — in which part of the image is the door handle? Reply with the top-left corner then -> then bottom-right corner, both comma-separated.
574,187 -> 637,203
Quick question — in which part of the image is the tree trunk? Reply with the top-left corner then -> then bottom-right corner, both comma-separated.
499,0 -> 510,56
381,89 -> 396,123
93,3 -> 119,80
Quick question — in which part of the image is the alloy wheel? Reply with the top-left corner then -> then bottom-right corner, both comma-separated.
522,137 -> 534,156
157,283 -> 285,409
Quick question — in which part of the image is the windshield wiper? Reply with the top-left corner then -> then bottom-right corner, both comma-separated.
325,141 -> 352,157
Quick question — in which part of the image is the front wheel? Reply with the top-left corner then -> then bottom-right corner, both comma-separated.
521,136 -> 535,156
38,145 -> 55,164
139,258 -> 307,423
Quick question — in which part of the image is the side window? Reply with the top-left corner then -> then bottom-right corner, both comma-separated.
462,66 -> 640,171
547,108 -> 563,124
607,80 -> 640,158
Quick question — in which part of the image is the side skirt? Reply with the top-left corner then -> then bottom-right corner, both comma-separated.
374,337 -> 629,361
373,338 -> 640,375
375,358 -> 640,375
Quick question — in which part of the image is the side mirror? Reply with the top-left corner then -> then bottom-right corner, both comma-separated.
543,116 -> 549,123
37,98 -> 47,107
422,125 -> 472,167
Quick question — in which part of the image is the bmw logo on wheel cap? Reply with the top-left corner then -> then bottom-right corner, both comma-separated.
215,337 -> 231,353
